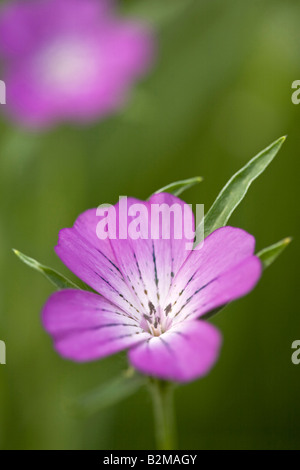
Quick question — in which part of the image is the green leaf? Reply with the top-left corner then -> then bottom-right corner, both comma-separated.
13,249 -> 80,290
257,237 -> 292,269
67,371 -> 146,417
151,176 -> 203,198
199,136 -> 286,240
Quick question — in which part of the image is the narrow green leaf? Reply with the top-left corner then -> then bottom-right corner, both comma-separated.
13,249 -> 80,290
151,176 -> 203,198
199,136 -> 286,239
257,237 -> 292,269
67,372 -> 146,417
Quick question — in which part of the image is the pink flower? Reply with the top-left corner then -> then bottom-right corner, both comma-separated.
0,0 -> 154,128
42,194 -> 262,383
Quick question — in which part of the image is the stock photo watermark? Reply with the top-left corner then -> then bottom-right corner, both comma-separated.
0,80 -> 6,105
291,80 -> 300,104
291,340 -> 300,365
0,340 -> 6,364
96,197 -> 204,250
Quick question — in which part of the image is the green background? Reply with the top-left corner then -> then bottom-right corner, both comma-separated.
0,0 -> 299,449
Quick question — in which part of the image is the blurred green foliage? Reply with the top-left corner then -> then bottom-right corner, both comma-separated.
0,0 -> 299,449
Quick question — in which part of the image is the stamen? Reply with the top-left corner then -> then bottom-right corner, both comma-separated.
142,304 -> 173,337
164,304 -> 172,316
148,301 -> 156,315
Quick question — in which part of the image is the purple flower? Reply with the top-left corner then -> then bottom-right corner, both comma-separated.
0,0 -> 153,128
42,193 -> 262,382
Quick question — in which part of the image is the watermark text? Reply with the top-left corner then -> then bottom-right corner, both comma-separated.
291,340 -> 300,365
0,340 -> 6,364
0,80 -> 6,105
96,197 -> 204,250
291,80 -> 300,104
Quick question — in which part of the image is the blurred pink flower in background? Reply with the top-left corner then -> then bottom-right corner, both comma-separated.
0,0 -> 154,129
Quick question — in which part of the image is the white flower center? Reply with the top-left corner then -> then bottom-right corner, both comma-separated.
141,303 -> 173,337
36,38 -> 100,93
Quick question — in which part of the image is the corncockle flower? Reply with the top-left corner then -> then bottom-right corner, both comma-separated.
0,0 -> 153,128
42,193 -> 262,382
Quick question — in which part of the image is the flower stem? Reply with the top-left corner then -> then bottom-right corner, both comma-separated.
149,379 -> 177,450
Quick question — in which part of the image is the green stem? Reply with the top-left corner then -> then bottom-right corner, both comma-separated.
149,379 -> 177,450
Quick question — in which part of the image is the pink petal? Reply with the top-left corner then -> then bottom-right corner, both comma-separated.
42,289 -> 149,362
0,0 -> 111,57
128,320 -> 222,382
109,194 -> 195,315
55,209 -> 142,319
173,256 -> 262,323
167,226 -> 262,321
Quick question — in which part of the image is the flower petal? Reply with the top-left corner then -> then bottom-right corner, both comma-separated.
167,226 -> 262,321
42,289 -> 149,362
175,256 -> 262,322
128,320 -> 222,382
0,0 -> 111,58
55,209 -> 142,320
0,0 -> 154,127
108,194 -> 195,314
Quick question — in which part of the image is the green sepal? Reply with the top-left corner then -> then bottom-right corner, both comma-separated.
13,249 -> 81,290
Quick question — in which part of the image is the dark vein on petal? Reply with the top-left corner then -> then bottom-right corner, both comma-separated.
92,323 -> 141,330
93,307 -> 138,322
132,248 -> 151,304
180,308 -> 198,322
96,248 -> 123,277
73,298 -> 137,321
159,337 -> 174,355
152,242 -> 159,287
94,271 -> 140,317
126,275 -> 144,308
170,245 -> 174,289
152,242 -> 160,302
173,278 -> 217,318
94,272 -> 121,294
178,272 -> 196,297
133,251 -> 144,283
173,331 -> 190,340
97,331 -> 145,344
57,330 -> 146,345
